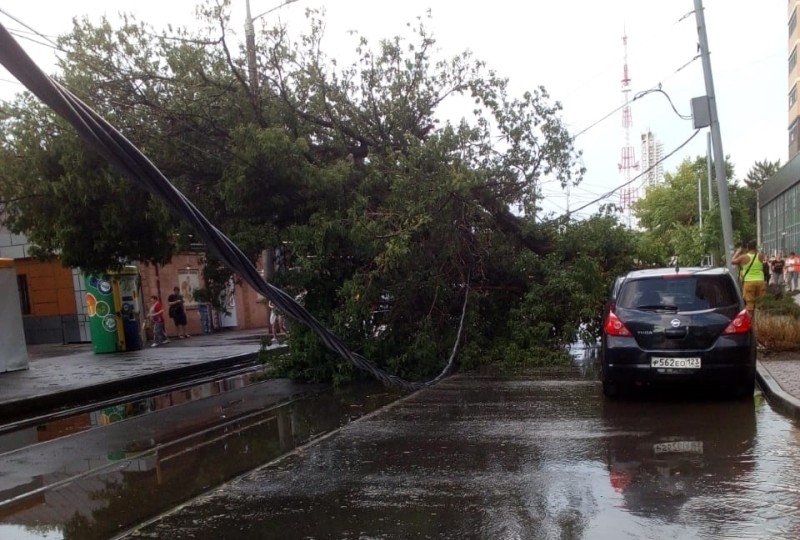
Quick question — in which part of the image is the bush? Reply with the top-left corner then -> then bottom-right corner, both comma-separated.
758,292 -> 800,319
756,314 -> 800,351
756,291 -> 800,351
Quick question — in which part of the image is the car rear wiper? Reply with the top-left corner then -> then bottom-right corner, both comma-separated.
636,304 -> 678,311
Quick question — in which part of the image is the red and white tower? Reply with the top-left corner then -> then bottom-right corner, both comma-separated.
618,32 -> 639,226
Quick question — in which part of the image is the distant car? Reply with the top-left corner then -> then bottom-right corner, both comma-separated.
600,267 -> 756,398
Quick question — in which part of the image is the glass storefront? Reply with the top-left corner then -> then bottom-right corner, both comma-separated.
762,181 -> 800,256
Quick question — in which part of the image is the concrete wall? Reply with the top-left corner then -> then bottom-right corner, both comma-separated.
13,258 -> 82,345
0,227 -> 30,259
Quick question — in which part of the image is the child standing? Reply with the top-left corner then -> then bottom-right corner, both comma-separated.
148,295 -> 170,347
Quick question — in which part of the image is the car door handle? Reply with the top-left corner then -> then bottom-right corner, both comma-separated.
664,328 -> 688,339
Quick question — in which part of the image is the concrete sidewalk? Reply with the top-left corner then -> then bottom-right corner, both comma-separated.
0,328 -> 284,421
757,353 -> 800,420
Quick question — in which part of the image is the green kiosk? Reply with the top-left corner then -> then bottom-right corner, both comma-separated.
85,266 -> 143,353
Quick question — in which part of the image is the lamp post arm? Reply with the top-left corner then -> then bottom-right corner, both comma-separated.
253,0 -> 299,22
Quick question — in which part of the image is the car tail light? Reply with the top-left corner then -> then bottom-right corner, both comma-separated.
604,310 -> 632,337
723,309 -> 752,335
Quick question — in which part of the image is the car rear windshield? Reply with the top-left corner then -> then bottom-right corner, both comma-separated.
616,275 -> 738,311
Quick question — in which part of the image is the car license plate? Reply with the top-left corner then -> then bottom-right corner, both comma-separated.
653,441 -> 704,454
651,357 -> 701,369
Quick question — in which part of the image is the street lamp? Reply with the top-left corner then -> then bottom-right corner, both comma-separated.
244,0 -> 299,287
244,0 -> 299,94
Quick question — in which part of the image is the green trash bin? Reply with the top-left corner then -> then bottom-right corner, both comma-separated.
85,266 -> 142,353
85,274 -> 120,353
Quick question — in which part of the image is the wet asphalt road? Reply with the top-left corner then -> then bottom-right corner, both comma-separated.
128,373 -> 800,540
0,373 -> 401,540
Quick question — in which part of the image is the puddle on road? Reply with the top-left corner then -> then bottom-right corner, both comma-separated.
0,381 -> 404,540
128,377 -> 800,539
0,367 -> 276,454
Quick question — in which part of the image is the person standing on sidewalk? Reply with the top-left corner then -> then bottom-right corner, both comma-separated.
787,252 -> 800,292
268,300 -> 287,343
771,254 -> 785,289
732,241 -> 767,316
148,295 -> 169,347
167,286 -> 190,338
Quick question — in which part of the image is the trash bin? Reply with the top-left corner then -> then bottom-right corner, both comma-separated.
117,267 -> 142,350
122,317 -> 142,351
85,274 -> 120,353
85,266 -> 143,353
198,303 -> 211,334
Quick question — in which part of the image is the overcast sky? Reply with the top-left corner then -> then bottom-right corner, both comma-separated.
0,1 -> 787,220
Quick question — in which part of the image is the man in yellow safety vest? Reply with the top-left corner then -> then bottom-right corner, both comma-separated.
731,240 -> 766,316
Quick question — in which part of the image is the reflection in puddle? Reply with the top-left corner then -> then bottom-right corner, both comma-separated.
0,368 -> 270,455
601,397 -> 757,523
0,381 -> 403,540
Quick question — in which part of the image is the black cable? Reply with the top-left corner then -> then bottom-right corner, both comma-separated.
573,55 -> 700,140
0,22 -> 470,391
651,86 -> 692,120
0,9 -> 60,48
564,129 -> 702,218
573,87 -> 663,139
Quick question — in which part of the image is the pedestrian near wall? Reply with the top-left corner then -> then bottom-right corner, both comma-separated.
167,286 -> 190,338
268,300 -> 287,343
771,253 -> 785,288
787,252 -> 800,292
148,295 -> 169,347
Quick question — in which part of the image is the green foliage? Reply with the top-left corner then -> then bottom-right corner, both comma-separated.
0,99 -> 175,273
744,159 -> 781,190
758,291 -> 800,318
0,3 -> 639,385
634,156 -> 755,266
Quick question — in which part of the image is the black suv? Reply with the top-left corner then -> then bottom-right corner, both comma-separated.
600,267 -> 756,398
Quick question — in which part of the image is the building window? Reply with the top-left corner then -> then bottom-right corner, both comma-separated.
17,274 -> 30,315
791,9 -> 797,36
792,85 -> 798,109
791,48 -> 798,74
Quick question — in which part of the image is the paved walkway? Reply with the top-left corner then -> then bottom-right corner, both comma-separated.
753,291 -> 800,417
757,353 -> 800,419
0,328 -> 283,420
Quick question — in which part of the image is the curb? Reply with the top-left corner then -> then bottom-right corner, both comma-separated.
0,348 -> 282,422
756,360 -> 800,420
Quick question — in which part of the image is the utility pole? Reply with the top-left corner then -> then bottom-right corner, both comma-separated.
245,0 -> 259,94
697,170 -> 703,229
706,132 -> 713,212
244,0 -> 298,99
706,131 -> 714,265
694,0 -> 735,273
243,0 -> 298,287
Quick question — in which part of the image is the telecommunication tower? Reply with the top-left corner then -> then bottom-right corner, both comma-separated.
618,33 -> 639,226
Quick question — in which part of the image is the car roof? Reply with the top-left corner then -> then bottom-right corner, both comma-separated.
622,267 -> 731,279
